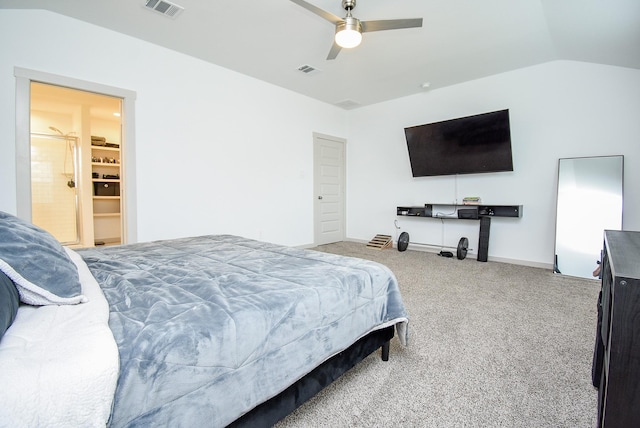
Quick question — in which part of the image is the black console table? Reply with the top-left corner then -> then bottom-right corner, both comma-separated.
396,204 -> 523,262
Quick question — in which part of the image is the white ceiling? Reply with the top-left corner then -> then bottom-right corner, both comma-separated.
3,0 -> 640,109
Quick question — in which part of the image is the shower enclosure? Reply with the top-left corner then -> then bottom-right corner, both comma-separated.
30,131 -> 80,245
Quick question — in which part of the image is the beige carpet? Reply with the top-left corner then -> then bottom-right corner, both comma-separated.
275,242 -> 599,427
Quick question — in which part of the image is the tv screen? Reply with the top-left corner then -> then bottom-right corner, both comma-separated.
404,109 -> 513,177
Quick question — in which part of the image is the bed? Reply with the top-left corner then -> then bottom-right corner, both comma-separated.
0,211 -> 408,427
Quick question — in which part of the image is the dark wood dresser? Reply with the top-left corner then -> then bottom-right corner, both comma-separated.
593,230 -> 640,427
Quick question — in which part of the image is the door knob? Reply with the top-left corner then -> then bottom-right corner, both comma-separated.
318,196 -> 323,200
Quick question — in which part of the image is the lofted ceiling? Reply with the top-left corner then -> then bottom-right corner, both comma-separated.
2,0 -> 640,109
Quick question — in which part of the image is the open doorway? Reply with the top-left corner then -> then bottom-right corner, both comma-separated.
14,67 -> 138,247
30,82 -> 123,247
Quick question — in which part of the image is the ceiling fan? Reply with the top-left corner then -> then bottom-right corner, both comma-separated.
290,0 -> 423,60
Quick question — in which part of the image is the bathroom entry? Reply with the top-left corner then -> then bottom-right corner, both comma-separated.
30,82 -> 124,248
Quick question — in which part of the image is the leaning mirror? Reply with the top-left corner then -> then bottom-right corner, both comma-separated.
554,155 -> 624,279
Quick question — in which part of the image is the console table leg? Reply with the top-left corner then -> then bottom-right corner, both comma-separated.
478,216 -> 491,262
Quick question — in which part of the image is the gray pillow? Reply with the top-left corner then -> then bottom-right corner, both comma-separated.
0,270 -> 20,341
0,211 -> 86,305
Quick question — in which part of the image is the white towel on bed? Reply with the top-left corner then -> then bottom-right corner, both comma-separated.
0,248 -> 119,428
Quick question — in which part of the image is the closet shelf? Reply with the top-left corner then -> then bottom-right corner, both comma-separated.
92,178 -> 121,183
91,136 -> 122,247
91,145 -> 120,152
93,213 -> 121,218
91,162 -> 120,167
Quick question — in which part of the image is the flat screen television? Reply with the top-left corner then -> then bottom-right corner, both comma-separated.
404,109 -> 513,177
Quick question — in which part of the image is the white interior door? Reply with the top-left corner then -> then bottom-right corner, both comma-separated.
314,133 -> 346,245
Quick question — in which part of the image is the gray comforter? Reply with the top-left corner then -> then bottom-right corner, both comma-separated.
79,235 -> 408,427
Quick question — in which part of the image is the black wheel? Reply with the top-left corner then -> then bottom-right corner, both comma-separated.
457,237 -> 469,260
397,232 -> 409,252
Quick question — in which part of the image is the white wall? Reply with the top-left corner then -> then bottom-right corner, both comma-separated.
0,10 -> 347,247
346,61 -> 640,267
2,10 -> 638,266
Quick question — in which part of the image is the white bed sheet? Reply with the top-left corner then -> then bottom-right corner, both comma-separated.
0,247 -> 119,428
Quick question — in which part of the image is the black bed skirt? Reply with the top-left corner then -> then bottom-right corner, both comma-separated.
228,325 -> 396,427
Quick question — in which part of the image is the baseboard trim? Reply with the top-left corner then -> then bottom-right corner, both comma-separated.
296,243 -> 316,250
343,237 -> 553,270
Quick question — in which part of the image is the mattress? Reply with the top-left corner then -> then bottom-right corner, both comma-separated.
78,235 -> 408,427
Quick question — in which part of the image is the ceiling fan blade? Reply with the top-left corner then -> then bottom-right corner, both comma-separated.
289,0 -> 343,25
361,18 -> 423,33
326,41 -> 342,60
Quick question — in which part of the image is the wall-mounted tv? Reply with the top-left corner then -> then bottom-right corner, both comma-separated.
404,109 -> 513,177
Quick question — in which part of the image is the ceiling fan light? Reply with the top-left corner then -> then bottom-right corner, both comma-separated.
335,29 -> 362,48
335,18 -> 362,48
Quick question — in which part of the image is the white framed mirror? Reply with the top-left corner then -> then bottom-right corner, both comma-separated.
554,155 -> 624,279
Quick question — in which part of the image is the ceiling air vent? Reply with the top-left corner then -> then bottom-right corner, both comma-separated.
297,65 -> 322,76
144,0 -> 184,18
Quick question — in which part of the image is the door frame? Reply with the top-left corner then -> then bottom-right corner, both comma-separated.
14,67 -> 138,244
313,132 -> 346,246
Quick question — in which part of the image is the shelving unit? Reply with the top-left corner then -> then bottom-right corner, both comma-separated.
396,203 -> 523,262
91,144 -> 122,246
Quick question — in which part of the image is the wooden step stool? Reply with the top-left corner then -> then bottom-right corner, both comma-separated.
366,234 -> 393,250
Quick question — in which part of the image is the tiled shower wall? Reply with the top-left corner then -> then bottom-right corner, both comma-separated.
30,135 -> 78,244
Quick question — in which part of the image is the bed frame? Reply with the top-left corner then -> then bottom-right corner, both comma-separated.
229,325 -> 395,427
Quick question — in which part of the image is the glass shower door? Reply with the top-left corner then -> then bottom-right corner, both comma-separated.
30,133 -> 80,245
